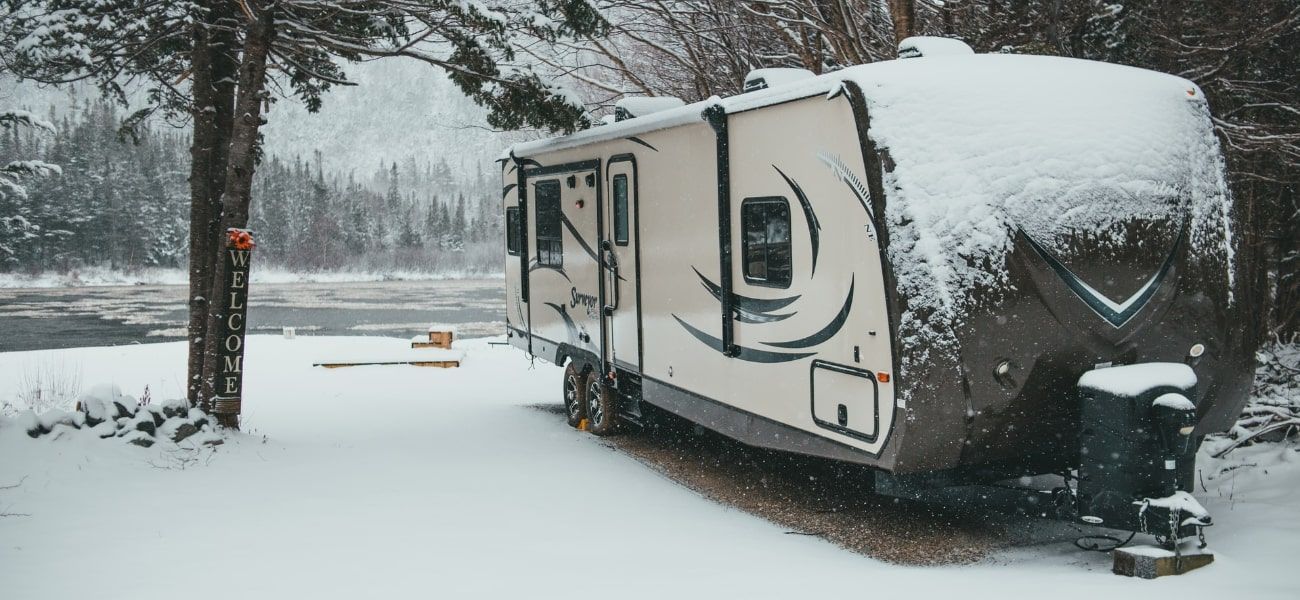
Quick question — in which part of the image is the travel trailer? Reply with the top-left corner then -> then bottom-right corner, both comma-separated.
500,41 -> 1253,546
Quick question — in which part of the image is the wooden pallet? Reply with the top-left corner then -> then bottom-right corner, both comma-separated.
314,327 -> 462,369
315,359 -> 460,369
412,328 -> 455,349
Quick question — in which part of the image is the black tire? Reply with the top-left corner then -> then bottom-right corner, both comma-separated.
563,362 -> 587,428
585,372 -> 620,436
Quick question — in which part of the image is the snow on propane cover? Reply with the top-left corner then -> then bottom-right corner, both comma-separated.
842,53 -> 1235,377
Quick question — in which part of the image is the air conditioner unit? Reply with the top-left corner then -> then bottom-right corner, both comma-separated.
613,97 -> 686,122
898,36 -> 975,59
743,68 -> 815,93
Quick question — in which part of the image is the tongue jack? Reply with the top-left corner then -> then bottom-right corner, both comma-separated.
1152,393 -> 1197,496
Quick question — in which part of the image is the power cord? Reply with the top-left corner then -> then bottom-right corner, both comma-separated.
1074,531 -> 1137,552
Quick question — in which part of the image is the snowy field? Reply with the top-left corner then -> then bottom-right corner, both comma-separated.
1,336 -> 1296,599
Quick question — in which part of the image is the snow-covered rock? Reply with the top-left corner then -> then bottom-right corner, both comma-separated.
188,409 -> 211,431
141,404 -> 167,427
121,429 -> 154,448
124,412 -> 156,437
160,398 -> 188,419
77,383 -> 137,425
158,417 -> 199,443
36,408 -> 77,431
89,421 -> 117,439
4,383 -> 219,448
45,423 -> 79,441
16,409 -> 41,438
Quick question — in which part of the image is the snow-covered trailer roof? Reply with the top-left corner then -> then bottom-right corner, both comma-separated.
824,55 -> 1234,369
507,53 -> 1234,374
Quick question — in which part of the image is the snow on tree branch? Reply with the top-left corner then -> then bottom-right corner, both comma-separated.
4,1 -> 607,133
0,107 -> 60,203
0,110 -> 58,135
2,160 -> 63,179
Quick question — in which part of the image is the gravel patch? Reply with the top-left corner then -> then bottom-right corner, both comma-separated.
532,403 -> 1086,566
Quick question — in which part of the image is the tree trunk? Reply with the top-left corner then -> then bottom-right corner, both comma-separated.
1273,183 -> 1299,339
198,0 -> 278,427
186,0 -> 237,410
1234,171 -> 1273,352
889,0 -> 916,46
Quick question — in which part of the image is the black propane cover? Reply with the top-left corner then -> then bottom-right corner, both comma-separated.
1076,370 -> 1198,531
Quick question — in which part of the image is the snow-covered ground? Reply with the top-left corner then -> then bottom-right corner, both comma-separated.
1,337 -> 1296,598
0,267 -> 503,289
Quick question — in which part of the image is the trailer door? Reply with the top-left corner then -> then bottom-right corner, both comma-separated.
601,156 -> 641,372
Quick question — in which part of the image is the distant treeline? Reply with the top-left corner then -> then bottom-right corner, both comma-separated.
0,100 -> 502,275
249,152 -> 501,274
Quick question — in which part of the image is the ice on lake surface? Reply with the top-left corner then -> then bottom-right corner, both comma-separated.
0,279 -> 504,352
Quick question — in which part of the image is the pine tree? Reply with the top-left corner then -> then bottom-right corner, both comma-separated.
424,194 -> 441,244
0,109 -> 60,264
450,193 -> 467,251
385,162 -> 402,215
398,205 -> 422,249
435,200 -> 451,249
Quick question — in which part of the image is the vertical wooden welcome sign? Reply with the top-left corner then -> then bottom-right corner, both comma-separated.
213,228 -> 254,428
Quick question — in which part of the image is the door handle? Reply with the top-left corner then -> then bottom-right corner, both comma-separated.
601,240 -> 619,315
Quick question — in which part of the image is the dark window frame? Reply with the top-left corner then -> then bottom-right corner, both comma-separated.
505,206 -> 521,256
534,179 -> 563,268
612,173 -> 630,246
741,196 -> 793,289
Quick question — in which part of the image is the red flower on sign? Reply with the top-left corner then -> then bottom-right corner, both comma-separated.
228,229 -> 255,250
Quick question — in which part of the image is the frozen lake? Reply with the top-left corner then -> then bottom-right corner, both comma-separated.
0,279 -> 505,352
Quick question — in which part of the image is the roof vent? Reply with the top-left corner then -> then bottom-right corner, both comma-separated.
898,36 -> 975,59
614,96 -> 685,122
743,68 -> 815,93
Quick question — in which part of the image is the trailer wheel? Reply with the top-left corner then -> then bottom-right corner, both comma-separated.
563,362 -> 588,428
585,372 -> 620,436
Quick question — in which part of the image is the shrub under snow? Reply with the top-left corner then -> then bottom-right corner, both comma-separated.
1206,342 -> 1300,457
4,383 -> 223,448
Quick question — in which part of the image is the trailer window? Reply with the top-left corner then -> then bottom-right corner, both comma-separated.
612,174 -> 629,246
535,180 -> 563,267
506,206 -> 521,256
742,197 -> 792,288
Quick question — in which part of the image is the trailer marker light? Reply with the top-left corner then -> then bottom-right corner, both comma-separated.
877,372 -> 890,383
1189,343 -> 1205,358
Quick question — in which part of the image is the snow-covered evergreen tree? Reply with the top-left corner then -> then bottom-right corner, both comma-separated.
1,109 -> 60,265
398,206 -> 422,249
